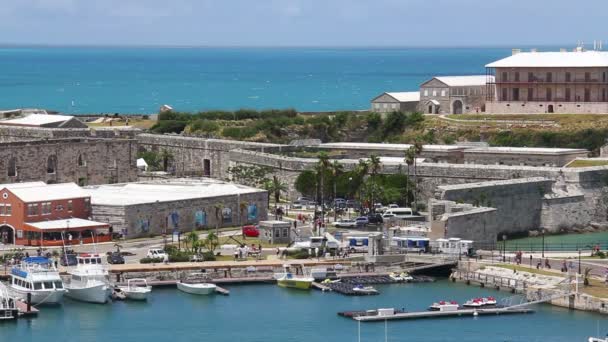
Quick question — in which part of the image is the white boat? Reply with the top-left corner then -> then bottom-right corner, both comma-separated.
482,296 -> 497,305
9,257 -> 67,305
389,272 -> 414,282
177,282 -> 217,295
117,278 -> 152,300
589,337 -> 608,342
0,283 -> 17,320
352,285 -> 378,295
462,298 -> 484,308
177,273 -> 217,295
64,254 -> 112,304
429,301 -> 460,312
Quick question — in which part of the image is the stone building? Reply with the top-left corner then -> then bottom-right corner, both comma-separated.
370,92 -> 420,113
419,75 -> 493,114
0,138 -> 138,186
85,178 -> 268,239
486,48 -> 608,114
463,147 -> 588,167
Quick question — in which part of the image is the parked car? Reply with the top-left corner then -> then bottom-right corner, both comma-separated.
382,213 -> 396,220
60,253 -> 78,266
147,248 -> 168,260
242,225 -> 260,238
346,200 -> 360,209
355,216 -> 369,226
332,219 -> 357,228
107,252 -> 125,264
367,213 -> 384,225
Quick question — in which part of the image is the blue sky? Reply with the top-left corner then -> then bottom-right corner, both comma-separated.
0,0 -> 606,47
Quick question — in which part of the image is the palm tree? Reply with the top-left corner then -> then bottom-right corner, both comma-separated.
239,201 -> 249,225
404,148 -> 416,206
316,152 -> 331,224
186,231 -> 199,254
330,160 -> 343,221
354,159 -> 370,211
583,267 -> 592,286
265,176 -> 287,219
159,149 -> 173,172
368,154 -> 382,212
203,232 -> 219,256
213,203 -> 224,236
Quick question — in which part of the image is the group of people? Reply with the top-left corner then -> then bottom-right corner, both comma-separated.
233,243 -> 262,261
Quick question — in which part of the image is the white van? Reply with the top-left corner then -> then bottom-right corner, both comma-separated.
383,207 -> 414,219
147,248 -> 168,261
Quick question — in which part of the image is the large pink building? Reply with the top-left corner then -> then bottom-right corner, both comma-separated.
485,48 -> 608,114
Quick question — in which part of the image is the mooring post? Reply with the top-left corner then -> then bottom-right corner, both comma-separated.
27,292 -> 31,312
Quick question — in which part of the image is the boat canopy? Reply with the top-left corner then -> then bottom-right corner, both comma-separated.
23,257 -> 50,264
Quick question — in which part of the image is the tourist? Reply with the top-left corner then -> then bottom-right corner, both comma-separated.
536,261 -> 541,269
561,260 -> 567,273
275,247 -> 280,257
233,249 -> 239,261
544,259 -> 551,269
258,244 -> 262,253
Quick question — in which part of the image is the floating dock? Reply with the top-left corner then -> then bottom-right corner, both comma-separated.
15,300 -> 39,317
340,307 -> 533,322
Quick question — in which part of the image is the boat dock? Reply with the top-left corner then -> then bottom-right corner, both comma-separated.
341,307 -> 533,322
15,300 -> 39,317
311,282 -> 332,292
214,286 -> 230,296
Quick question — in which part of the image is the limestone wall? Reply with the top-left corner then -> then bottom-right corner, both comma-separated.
0,125 -> 140,142
0,138 -> 138,185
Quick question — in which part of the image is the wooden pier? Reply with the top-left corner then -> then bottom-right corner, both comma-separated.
311,282 -> 332,292
214,286 -> 230,296
15,300 -> 39,317
348,307 -> 533,322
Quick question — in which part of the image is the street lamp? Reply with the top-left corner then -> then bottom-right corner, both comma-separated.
578,249 -> 582,275
541,229 -> 545,258
502,234 -> 507,263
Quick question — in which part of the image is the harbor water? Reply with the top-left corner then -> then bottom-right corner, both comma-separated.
0,47 -> 511,113
2,280 -> 605,341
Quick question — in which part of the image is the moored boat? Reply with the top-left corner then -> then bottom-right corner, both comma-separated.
352,285 -> 378,295
429,300 -> 459,312
177,273 -> 217,295
64,254 -> 112,304
389,272 -> 414,282
9,257 -> 66,305
276,272 -> 314,290
0,283 -> 18,320
118,278 -> 152,301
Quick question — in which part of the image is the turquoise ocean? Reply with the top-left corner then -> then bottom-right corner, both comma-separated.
0,46 -> 512,114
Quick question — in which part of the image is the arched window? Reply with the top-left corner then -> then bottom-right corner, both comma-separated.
47,155 -> 57,174
7,157 -> 16,177
78,154 -> 86,167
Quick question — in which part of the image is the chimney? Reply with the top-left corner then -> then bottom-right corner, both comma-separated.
512,48 -> 521,55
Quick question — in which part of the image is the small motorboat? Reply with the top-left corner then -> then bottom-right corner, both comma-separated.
177,273 -> 217,295
352,285 -> 378,295
118,278 -> 151,301
463,298 -> 484,308
482,296 -> 497,305
429,300 -> 459,312
276,266 -> 314,290
389,272 -> 414,282
589,337 -> 608,342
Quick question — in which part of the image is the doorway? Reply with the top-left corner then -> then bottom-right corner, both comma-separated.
452,100 -> 463,114
0,225 -> 15,244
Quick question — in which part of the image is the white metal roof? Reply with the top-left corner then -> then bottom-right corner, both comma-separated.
2,182 -> 89,202
433,75 -> 490,87
0,114 -> 74,126
85,179 -> 265,206
464,146 -> 587,155
25,218 -> 108,230
385,92 -> 420,102
319,142 -> 465,152
486,51 -> 608,68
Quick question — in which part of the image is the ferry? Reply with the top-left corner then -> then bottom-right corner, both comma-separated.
9,257 -> 67,305
64,254 -> 112,304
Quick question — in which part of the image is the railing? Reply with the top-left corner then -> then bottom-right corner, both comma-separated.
474,241 -> 608,252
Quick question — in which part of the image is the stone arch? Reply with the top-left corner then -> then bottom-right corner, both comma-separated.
47,155 -> 57,174
425,100 -> 440,114
0,224 -> 15,244
452,100 -> 463,114
77,153 -> 86,167
7,157 -> 17,177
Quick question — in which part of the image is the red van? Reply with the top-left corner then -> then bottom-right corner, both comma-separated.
242,225 -> 260,238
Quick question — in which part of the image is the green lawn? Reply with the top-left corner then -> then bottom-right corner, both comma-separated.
494,264 -> 565,277
566,160 -> 608,168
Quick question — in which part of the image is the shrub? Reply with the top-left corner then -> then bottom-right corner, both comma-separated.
221,126 -> 258,139
596,251 -> 606,259
202,251 -> 216,261
168,251 -> 191,263
288,249 -> 310,259
150,120 -> 187,134
140,257 -> 163,264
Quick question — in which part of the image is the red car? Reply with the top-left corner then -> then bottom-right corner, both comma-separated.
242,225 -> 260,238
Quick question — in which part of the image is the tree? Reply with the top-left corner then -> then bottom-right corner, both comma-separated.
583,267 -> 592,286
316,152 -> 331,224
203,232 -> 219,255
404,148 -> 416,207
411,139 -> 424,211
354,159 -> 370,212
264,176 -> 287,219
227,165 -> 271,188
186,231 -> 199,253
368,154 -> 382,212
137,150 -> 162,171
213,203 -> 224,236
330,160 -> 344,220
294,170 -> 317,198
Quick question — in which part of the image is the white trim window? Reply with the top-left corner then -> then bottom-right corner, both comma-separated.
42,202 -> 52,215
